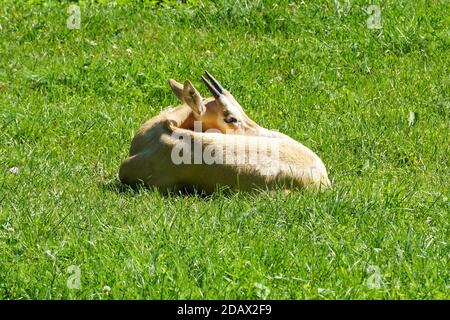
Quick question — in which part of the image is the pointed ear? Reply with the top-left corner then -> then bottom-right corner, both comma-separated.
168,79 -> 184,101
183,80 -> 206,117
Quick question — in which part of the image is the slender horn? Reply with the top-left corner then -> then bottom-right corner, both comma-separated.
201,76 -> 220,98
205,71 -> 224,94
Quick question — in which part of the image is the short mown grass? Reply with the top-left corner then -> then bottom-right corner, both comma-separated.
0,0 -> 448,299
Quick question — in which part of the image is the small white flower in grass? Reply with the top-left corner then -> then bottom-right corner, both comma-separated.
9,166 -> 19,175
126,48 -> 132,56
86,39 -> 97,46
102,285 -> 111,295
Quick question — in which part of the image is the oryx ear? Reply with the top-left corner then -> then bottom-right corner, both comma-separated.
183,80 -> 206,117
168,79 -> 184,101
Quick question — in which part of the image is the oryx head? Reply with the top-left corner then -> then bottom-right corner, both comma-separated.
168,72 -> 263,135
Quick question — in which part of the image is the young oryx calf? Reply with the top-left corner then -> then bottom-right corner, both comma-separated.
119,72 -> 330,192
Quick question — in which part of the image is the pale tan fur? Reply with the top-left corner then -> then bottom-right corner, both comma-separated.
119,80 -> 331,192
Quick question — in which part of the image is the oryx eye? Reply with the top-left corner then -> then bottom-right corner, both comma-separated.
224,116 -> 238,124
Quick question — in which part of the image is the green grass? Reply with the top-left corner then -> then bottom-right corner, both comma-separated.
0,0 -> 449,299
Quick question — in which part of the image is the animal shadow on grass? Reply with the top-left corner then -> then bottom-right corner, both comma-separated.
98,177 -> 237,199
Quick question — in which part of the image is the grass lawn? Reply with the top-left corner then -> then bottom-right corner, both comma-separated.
0,0 -> 448,299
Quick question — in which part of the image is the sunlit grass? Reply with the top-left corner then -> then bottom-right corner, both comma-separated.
0,0 -> 448,299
